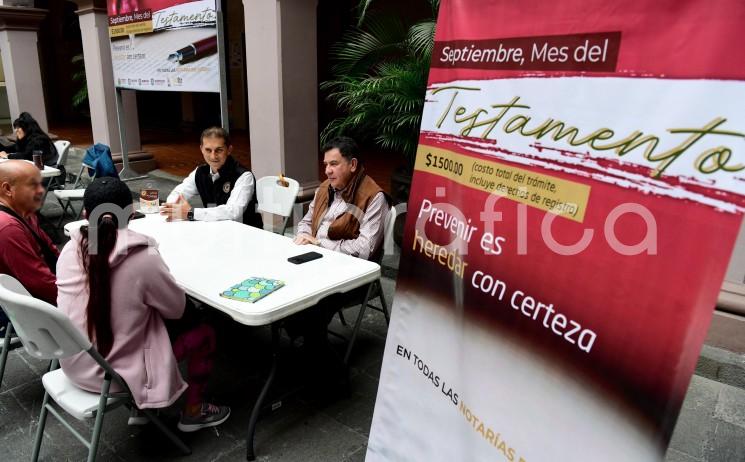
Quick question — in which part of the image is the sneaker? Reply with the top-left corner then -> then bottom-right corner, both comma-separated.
127,408 -> 149,426
177,403 -> 231,433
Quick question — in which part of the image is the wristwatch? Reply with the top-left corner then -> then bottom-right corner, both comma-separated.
187,209 -> 195,221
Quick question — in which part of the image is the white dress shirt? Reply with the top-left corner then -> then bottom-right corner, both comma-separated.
297,188 -> 387,260
166,167 -> 255,222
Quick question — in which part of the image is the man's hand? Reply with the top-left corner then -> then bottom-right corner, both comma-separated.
293,233 -> 319,245
0,151 -> 7,159
160,194 -> 192,222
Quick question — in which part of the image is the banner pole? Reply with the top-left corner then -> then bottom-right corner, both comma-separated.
216,0 -> 229,132
115,88 -> 146,181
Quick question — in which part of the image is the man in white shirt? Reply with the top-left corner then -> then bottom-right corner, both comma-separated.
160,127 -> 261,227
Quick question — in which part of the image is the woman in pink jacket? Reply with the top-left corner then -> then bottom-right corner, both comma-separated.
57,177 -> 229,432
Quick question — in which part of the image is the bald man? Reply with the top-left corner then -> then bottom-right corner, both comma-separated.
0,160 -> 58,305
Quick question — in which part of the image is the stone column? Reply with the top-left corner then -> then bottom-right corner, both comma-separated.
243,0 -> 320,196
73,0 -> 151,170
0,5 -> 48,132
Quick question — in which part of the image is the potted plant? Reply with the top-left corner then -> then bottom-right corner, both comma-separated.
321,0 -> 439,205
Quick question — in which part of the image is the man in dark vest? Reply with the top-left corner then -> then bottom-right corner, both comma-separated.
161,127 -> 261,227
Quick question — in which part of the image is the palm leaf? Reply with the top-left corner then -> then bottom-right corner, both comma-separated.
323,0 -> 440,164
408,20 -> 437,58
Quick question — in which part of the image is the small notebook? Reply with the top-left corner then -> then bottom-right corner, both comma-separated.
219,277 -> 285,303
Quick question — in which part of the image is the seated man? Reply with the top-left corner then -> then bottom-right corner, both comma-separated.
294,136 -> 388,259
0,160 -> 58,306
291,136 -> 389,379
160,127 -> 261,227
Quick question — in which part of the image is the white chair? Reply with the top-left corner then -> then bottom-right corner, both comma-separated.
41,140 -> 73,202
0,315 -> 22,390
337,204 -> 398,364
53,140 -> 71,168
0,274 -> 190,462
53,161 -> 95,227
256,175 -> 300,235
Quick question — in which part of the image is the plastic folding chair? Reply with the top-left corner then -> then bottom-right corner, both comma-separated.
0,314 -> 23,390
334,205 -> 397,364
44,140 -> 71,191
0,274 -> 190,462
38,140 -> 72,206
53,161 -> 96,228
54,140 -> 71,163
256,175 -> 300,235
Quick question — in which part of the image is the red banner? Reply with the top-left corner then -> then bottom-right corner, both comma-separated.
368,1 -> 745,461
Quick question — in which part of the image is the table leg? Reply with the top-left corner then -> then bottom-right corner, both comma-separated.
343,283 -> 374,365
246,323 -> 280,461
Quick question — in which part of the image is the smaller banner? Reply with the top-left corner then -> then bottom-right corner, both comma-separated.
108,0 -> 219,93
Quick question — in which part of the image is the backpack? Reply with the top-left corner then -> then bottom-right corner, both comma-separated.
83,143 -> 119,179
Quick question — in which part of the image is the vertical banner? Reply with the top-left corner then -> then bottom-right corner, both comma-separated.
368,1 -> 745,461
108,0 -> 219,92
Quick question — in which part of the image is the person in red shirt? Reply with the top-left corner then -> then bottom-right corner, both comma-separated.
0,160 -> 58,306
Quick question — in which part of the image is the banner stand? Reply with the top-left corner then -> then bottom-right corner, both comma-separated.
114,88 -> 147,182
366,1 -> 745,461
216,0 -> 229,132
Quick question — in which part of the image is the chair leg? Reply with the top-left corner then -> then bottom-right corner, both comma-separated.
343,283 -> 374,365
338,311 -> 348,327
280,216 -> 291,236
0,322 -> 13,388
55,198 -> 71,228
376,281 -> 390,325
141,408 -> 191,455
74,202 -> 85,221
87,377 -> 112,462
32,391 -> 51,462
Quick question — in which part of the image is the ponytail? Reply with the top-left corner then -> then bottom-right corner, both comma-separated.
78,214 -> 119,356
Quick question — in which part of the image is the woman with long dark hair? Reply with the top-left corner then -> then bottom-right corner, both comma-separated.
56,177 -> 230,432
0,112 -> 57,166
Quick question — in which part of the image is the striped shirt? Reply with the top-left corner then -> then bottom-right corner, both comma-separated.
297,189 -> 387,260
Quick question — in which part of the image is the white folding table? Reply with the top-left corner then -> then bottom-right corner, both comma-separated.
102,214 -> 380,459
0,158 -> 61,178
129,214 -> 380,325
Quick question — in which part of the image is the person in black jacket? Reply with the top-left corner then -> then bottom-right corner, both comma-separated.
0,112 -> 58,166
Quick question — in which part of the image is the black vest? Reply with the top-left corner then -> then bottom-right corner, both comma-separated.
194,156 -> 262,228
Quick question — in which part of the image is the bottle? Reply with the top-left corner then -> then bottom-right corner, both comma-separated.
140,182 -> 159,213
32,150 -> 43,169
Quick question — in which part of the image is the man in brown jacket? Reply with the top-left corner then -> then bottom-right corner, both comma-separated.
292,137 -> 389,389
294,136 -> 388,259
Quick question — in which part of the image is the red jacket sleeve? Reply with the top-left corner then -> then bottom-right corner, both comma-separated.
0,222 -> 57,305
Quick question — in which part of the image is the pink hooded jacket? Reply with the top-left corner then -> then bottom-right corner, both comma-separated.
57,227 -> 188,409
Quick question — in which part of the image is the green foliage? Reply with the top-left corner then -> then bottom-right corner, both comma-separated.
71,53 -> 88,111
321,0 -> 439,166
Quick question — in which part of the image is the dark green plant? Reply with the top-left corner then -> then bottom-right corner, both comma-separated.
71,53 -> 88,111
320,0 -> 439,167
